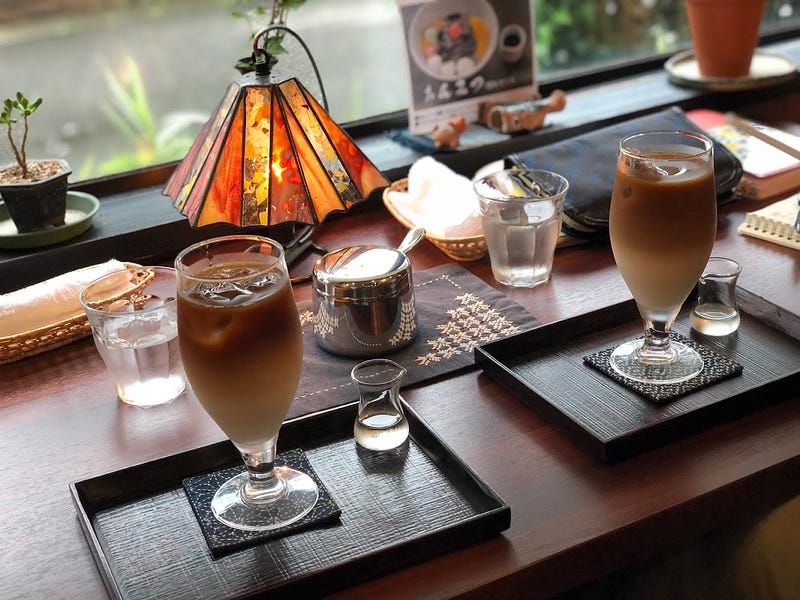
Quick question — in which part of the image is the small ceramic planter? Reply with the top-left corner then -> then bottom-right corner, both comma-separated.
0,159 -> 71,233
685,0 -> 766,78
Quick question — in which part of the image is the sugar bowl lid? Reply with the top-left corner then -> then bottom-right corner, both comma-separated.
312,245 -> 412,301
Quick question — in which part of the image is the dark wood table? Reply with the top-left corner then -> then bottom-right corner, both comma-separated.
1,193 -> 798,599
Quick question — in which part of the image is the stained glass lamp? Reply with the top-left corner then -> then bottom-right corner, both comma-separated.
163,27 -> 389,229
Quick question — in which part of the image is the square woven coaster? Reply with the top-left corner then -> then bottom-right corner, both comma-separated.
183,448 -> 341,558
583,333 -> 744,405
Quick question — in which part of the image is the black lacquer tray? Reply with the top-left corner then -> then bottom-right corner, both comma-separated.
71,401 -> 510,599
475,287 -> 800,463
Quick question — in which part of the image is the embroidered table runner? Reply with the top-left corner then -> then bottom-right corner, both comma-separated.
288,263 -> 537,420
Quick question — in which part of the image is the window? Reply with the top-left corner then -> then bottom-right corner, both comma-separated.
2,0 -> 799,183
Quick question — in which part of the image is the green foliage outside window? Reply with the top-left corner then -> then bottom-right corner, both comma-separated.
78,56 -> 206,178
535,0 -> 687,72
34,0 -> 799,180
535,0 -> 795,73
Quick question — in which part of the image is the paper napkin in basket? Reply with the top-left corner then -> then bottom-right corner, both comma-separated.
385,156 -> 483,238
0,259 -> 127,362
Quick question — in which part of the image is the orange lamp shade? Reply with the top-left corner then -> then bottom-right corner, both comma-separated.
163,74 -> 389,228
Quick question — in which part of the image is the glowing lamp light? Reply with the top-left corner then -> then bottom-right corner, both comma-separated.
163,27 -> 389,230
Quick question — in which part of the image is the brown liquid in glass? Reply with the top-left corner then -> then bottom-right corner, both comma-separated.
178,264 -> 303,445
610,152 -> 716,314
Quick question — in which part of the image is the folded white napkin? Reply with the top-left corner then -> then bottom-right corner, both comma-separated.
385,156 -> 482,238
0,259 -> 127,338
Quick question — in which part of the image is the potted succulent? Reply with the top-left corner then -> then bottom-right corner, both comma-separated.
0,92 -> 71,233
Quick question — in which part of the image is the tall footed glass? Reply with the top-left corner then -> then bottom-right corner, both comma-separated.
175,235 -> 317,531
609,131 -> 717,384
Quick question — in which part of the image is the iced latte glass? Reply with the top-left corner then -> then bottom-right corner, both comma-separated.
609,130 -> 717,384
175,235 -> 318,531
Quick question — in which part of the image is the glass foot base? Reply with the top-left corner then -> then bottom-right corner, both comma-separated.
211,466 -> 319,532
610,338 -> 703,385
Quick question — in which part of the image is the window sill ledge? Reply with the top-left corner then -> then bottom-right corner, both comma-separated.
2,39 -> 799,293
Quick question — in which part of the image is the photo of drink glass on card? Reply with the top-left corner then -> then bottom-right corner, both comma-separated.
397,0 -> 536,141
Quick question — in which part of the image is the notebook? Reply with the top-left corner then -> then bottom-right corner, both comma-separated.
737,195 -> 800,250
687,109 -> 800,200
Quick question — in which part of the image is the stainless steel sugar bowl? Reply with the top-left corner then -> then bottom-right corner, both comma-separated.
312,244 -> 417,357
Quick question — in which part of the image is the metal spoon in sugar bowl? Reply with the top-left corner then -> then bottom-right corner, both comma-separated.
397,226 -> 425,255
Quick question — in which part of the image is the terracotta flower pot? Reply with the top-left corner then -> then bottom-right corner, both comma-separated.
0,159 -> 71,233
685,0 -> 766,78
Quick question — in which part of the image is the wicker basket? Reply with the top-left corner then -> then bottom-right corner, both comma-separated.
382,179 -> 487,262
0,263 -> 151,365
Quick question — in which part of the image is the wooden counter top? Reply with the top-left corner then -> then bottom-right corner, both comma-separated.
1,190 -> 798,598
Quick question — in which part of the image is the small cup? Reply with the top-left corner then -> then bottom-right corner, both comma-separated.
352,359 -> 409,451
499,23 -> 527,64
685,0 -> 765,78
691,257 -> 741,336
80,265 -> 186,407
475,168 -> 569,288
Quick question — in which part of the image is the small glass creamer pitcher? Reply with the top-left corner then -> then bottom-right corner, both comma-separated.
351,359 -> 409,451
691,257 -> 741,337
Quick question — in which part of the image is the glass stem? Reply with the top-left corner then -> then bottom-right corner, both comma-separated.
233,436 -> 286,505
639,317 -> 675,362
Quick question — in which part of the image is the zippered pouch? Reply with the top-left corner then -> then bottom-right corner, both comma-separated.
505,106 -> 744,239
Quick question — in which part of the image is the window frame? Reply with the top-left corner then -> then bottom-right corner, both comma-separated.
2,30 -> 799,293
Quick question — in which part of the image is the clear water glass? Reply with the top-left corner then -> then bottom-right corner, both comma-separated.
475,168 -> 569,288
80,265 -> 185,407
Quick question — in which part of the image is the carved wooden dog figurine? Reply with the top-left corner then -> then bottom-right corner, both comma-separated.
480,89 -> 567,133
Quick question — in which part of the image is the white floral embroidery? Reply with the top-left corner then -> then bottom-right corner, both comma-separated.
416,293 -> 520,366
299,309 -> 315,328
312,305 -> 339,339
389,298 -> 417,346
